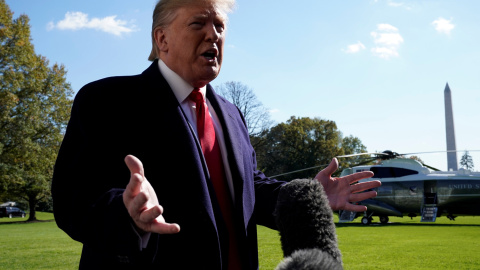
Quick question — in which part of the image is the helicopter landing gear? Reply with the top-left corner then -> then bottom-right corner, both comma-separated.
361,211 -> 374,225
447,214 -> 457,221
361,217 -> 370,225
379,216 -> 389,224
361,216 -> 372,225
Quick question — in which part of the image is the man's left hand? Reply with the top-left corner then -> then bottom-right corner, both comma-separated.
314,158 -> 381,212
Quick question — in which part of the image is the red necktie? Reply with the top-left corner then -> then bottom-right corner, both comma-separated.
189,88 -> 241,270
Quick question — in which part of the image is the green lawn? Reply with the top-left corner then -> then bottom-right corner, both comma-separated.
258,215 -> 480,269
1,213 -> 480,269
0,212 -> 81,269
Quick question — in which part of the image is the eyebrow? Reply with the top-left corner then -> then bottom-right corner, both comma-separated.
192,14 -> 209,20
191,12 -> 226,23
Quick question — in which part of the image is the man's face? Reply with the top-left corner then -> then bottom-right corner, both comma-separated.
156,4 -> 226,87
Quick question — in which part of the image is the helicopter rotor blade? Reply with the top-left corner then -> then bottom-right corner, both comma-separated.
397,150 -> 480,171
400,150 -> 480,156
421,163 -> 440,171
269,154 -> 379,178
269,163 -> 330,178
268,149 -> 480,179
353,157 -> 379,166
336,152 -> 388,158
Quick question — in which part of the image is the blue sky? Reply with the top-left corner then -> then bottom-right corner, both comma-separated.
7,0 -> 480,172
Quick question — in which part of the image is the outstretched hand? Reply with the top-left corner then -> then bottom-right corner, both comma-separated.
314,158 -> 381,212
123,155 -> 180,234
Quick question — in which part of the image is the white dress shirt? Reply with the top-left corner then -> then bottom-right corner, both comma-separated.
135,60 -> 238,249
157,60 -> 235,202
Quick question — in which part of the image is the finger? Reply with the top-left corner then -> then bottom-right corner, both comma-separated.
350,190 -> 378,202
124,155 -> 146,200
125,155 -> 144,177
129,191 -> 150,215
320,158 -> 339,177
138,204 -> 164,224
140,205 -> 180,234
343,171 -> 375,185
350,180 -> 381,193
150,220 -> 181,234
124,172 -> 144,200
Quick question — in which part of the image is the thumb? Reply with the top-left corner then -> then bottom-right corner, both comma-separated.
321,158 -> 339,177
125,155 -> 144,177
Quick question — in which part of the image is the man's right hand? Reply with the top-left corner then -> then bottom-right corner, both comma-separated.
123,155 -> 180,234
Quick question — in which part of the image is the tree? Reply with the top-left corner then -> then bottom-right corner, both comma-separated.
258,116 -> 367,180
216,81 -> 274,149
0,1 -> 73,220
339,135 -> 369,171
408,155 -> 424,164
460,151 -> 474,171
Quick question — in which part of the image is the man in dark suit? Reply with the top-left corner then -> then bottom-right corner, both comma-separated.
52,0 -> 381,269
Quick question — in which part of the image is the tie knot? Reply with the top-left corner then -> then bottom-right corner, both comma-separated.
189,88 -> 204,103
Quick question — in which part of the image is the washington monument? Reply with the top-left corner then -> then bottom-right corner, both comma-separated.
444,82 -> 458,171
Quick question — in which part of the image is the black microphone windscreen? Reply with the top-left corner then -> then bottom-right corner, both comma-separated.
274,179 -> 342,263
275,249 -> 343,270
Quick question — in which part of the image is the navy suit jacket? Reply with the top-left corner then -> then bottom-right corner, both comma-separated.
52,60 -> 286,269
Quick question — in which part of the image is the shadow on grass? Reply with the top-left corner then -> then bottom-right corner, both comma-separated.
0,219 -> 55,225
335,222 -> 480,227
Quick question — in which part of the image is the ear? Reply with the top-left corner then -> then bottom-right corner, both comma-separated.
154,27 -> 169,53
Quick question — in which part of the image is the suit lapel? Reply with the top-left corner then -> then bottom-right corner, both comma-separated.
206,86 -> 246,207
140,61 -> 218,231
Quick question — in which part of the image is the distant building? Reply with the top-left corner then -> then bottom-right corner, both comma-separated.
444,83 -> 458,171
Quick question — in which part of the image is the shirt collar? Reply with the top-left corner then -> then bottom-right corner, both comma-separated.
158,59 -> 206,103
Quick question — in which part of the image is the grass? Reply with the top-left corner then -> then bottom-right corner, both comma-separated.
0,211 -> 54,223
257,225 -> 284,268
0,212 -> 82,269
258,215 -> 480,269
336,216 -> 480,270
1,213 -> 480,269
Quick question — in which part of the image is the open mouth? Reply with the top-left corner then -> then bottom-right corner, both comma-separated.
202,49 -> 218,61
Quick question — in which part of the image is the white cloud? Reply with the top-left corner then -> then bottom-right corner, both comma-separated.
370,23 -> 404,59
269,108 -> 280,114
432,17 -> 455,35
372,0 -> 413,10
371,47 -> 399,59
388,1 -> 403,7
343,41 -> 366,54
376,23 -> 398,32
387,1 -> 412,10
371,32 -> 403,46
47,11 -> 137,37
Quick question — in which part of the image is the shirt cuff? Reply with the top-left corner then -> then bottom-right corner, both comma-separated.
130,222 -> 151,250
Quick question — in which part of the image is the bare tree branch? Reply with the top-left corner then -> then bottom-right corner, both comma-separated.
215,81 -> 274,138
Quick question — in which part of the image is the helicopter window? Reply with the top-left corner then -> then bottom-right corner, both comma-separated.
378,186 -> 393,194
370,167 -> 418,178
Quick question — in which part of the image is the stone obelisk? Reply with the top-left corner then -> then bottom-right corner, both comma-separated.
444,83 -> 458,171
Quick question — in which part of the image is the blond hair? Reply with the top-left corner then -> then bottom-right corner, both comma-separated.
148,0 -> 236,61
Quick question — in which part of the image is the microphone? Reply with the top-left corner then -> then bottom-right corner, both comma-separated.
275,249 -> 343,270
274,179 -> 343,270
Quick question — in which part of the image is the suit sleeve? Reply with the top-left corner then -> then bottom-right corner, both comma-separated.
229,104 -> 287,230
253,161 -> 286,229
51,79 -> 157,262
